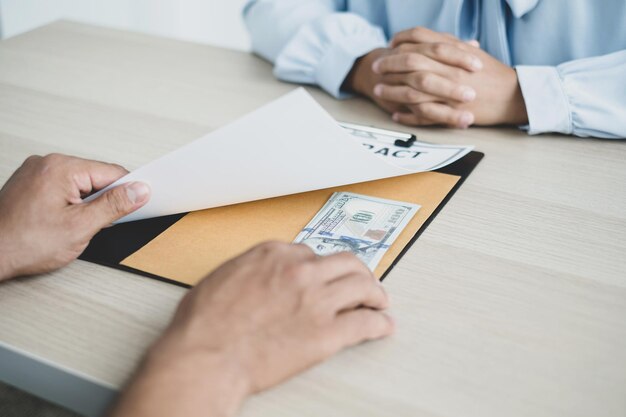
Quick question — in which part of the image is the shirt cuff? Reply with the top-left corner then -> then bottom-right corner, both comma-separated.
316,36 -> 386,99
515,65 -> 572,135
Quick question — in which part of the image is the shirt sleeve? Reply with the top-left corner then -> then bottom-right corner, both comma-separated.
243,0 -> 388,98
516,50 -> 626,139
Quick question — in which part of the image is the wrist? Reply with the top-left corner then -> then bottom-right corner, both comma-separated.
342,48 -> 387,97
147,347 -> 249,410
505,70 -> 529,125
110,336 -> 249,417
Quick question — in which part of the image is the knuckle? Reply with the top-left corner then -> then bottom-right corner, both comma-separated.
413,103 -> 429,116
333,250 -> 358,263
105,188 -> 130,215
368,313 -> 393,337
338,252 -> 370,273
452,112 -> 466,125
405,110 -> 427,125
404,54 -> 422,70
459,52 -> 473,65
24,155 -> 42,165
364,311 -> 389,333
399,114 -> 416,126
410,27 -> 425,40
417,73 -> 435,90
350,274 -> 373,293
350,312 -> 373,337
38,153 -> 69,175
41,153 -> 64,165
21,155 -> 44,174
451,68 -> 465,81
431,42 -> 447,57
284,262 -> 314,284
294,242 -> 315,256
405,88 -> 421,102
256,240 -> 286,255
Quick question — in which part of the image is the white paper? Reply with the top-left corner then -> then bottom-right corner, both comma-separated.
92,88 -> 472,223
343,125 -> 473,171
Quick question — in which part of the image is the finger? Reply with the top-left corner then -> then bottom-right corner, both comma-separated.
68,159 -> 130,199
21,154 -> 43,167
466,39 -> 480,48
397,103 -> 475,128
373,50 -> 481,75
373,52 -> 437,74
309,252 -> 373,283
437,32 -> 479,48
390,26 -> 461,48
329,310 -> 394,351
82,181 -> 151,232
376,74 -> 476,104
289,243 -> 318,260
323,272 -> 389,312
274,243 -> 318,264
80,160 -> 129,191
373,84 -> 439,104
245,242 -> 316,264
388,42 -> 482,72
421,43 -> 483,71
222,241 -> 316,277
392,111 -> 438,127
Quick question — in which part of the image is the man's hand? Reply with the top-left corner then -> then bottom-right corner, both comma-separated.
345,27 -> 528,128
109,242 -> 393,417
372,27 -> 528,127
344,27 -> 484,127
0,154 -> 150,281
344,47 -> 408,115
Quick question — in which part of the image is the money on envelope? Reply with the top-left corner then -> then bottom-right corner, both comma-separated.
294,192 -> 419,271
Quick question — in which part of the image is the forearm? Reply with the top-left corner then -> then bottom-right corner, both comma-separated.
108,344 -> 249,417
244,0 -> 338,63
245,1 -> 386,98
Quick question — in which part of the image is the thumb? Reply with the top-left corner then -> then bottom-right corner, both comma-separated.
85,181 -> 151,229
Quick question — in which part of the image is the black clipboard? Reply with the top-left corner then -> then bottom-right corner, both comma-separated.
79,150 -> 484,288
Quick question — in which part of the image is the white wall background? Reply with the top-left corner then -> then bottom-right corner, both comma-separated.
0,0 -> 251,51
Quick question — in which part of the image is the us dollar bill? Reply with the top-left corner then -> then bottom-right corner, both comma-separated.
293,192 -> 420,270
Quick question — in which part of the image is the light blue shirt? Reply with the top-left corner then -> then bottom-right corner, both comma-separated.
244,0 -> 626,138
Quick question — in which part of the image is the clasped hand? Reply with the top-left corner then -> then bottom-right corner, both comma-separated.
345,27 -> 528,128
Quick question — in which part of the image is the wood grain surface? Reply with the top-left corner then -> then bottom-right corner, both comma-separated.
0,21 -> 625,417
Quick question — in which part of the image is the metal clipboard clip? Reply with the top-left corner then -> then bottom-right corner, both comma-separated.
338,122 -> 417,148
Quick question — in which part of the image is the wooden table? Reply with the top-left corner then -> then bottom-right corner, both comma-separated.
1,21 -> 625,417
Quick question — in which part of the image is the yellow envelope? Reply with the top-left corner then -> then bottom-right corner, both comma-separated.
122,171 -> 460,286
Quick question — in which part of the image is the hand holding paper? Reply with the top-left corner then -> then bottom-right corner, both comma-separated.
91,88 -> 472,223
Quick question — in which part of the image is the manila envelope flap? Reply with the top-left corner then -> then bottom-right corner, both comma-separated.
121,171 -> 460,286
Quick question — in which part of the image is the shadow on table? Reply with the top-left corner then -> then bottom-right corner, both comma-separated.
0,381 -> 81,417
